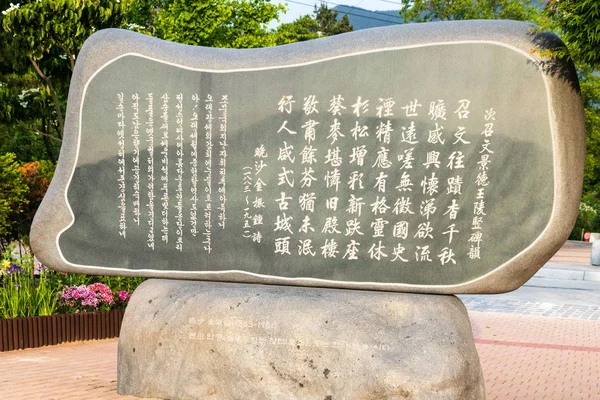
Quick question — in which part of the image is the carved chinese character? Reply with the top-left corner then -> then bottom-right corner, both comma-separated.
401,99 -> 422,117
343,240 -> 360,260
275,192 -> 292,211
427,123 -> 445,145
454,99 -> 470,119
371,218 -> 389,238
414,222 -> 433,239
395,172 -> 413,192
299,215 -> 315,233
393,221 -> 409,239
420,198 -> 437,220
303,95 -> 319,115
328,95 -> 347,115
368,241 -> 387,260
299,192 -> 316,212
447,176 -> 463,195
324,147 -> 343,167
393,197 -> 415,215
346,194 -> 365,216
374,171 -> 389,193
415,245 -> 432,262
453,126 -> 471,145
376,97 -> 395,118
391,243 -> 409,262
351,122 -> 369,140
401,122 -> 418,144
322,217 -> 342,234
438,247 -> 457,265
277,95 -> 295,114
298,239 -> 316,256
302,120 -> 319,144
375,120 -> 393,144
299,146 -> 318,165
277,167 -> 294,187
273,213 -> 293,235
327,119 -> 344,144
277,120 -> 297,135
428,100 -> 447,121
321,239 -> 339,258
447,151 -> 465,169
348,171 -> 364,190
373,147 -> 392,169
274,237 -> 291,254
351,96 -> 369,117
278,141 -> 295,163
370,196 -> 390,215
442,223 -> 459,244
345,218 -> 364,236
421,172 -> 439,196
350,146 -> 367,167
300,167 -> 317,188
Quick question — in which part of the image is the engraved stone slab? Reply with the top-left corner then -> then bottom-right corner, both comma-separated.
118,279 -> 485,399
31,20 -> 585,293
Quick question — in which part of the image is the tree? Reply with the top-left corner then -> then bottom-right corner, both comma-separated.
0,153 -> 29,251
314,2 -> 352,36
578,69 -> 600,196
274,3 -> 353,46
543,0 -> 600,69
2,0 -> 133,144
399,0 -> 539,23
156,0 -> 284,48
274,14 -> 321,45
538,1 -> 600,197
16,160 -> 55,247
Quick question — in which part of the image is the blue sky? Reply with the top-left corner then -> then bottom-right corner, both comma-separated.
270,0 -> 403,26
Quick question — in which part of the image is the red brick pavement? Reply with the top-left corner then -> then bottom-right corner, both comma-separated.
549,240 -> 592,265
1,311 -> 599,399
471,312 -> 600,400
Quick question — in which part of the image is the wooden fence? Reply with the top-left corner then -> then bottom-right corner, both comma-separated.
0,309 -> 125,352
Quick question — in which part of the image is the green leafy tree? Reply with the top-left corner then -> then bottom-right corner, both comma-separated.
274,4 -> 353,46
157,0 -> 284,48
2,0 -> 133,143
0,153 -> 29,251
127,0 -> 174,34
274,14 -> 321,45
537,1 -> 600,199
542,0 -> 600,68
578,69 -> 600,196
314,2 -> 352,36
399,0 -> 539,23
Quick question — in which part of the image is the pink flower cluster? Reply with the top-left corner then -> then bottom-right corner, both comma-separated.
117,291 -> 130,301
58,283 -> 116,311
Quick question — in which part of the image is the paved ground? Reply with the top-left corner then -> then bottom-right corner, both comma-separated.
549,240 -> 592,265
1,240 -> 599,399
1,311 -> 599,400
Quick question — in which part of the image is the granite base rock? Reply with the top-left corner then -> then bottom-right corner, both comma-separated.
118,279 -> 485,400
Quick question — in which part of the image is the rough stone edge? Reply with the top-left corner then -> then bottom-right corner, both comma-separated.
30,20 -> 585,294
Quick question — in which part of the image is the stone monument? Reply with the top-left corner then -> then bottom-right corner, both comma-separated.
31,19 -> 585,399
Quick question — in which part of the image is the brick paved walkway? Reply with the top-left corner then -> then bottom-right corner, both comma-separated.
1,311 -> 599,399
549,240 -> 592,265
462,297 -> 600,320
471,312 -> 600,400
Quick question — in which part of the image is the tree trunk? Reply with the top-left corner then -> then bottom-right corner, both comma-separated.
29,57 -> 64,139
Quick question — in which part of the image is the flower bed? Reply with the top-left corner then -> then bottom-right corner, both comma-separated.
0,248 -> 143,351
0,309 -> 125,352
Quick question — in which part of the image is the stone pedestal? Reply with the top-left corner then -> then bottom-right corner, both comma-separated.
118,280 -> 485,400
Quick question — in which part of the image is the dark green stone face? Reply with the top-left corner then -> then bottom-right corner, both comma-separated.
60,42 -> 553,285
